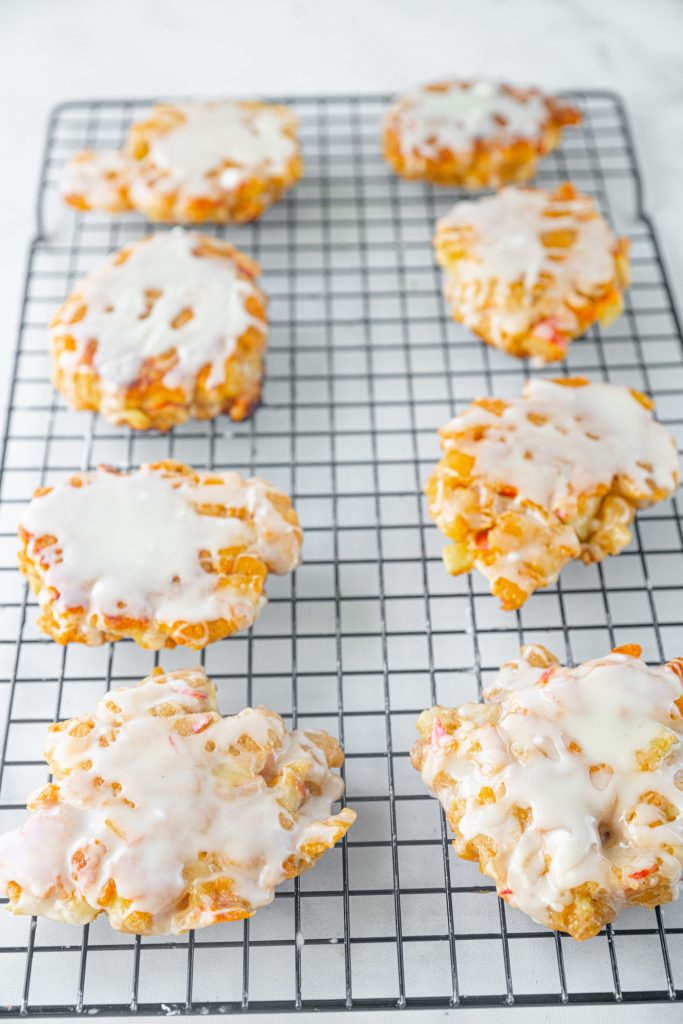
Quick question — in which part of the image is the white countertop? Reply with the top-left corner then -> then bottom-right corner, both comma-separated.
1,1 -> 683,1020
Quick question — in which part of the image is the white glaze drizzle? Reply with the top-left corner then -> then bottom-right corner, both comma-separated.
437,379 -> 679,594
137,101 -> 297,193
441,379 -> 679,511
54,229 -> 262,393
417,649 -> 683,930
20,464 -> 301,633
437,187 -> 621,343
0,668 -> 354,932
392,82 -> 549,158
60,149 -> 132,208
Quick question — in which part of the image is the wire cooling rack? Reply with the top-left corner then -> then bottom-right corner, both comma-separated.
0,92 -> 682,1016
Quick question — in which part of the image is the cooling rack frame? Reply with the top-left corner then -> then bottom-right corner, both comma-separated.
0,91 -> 682,1015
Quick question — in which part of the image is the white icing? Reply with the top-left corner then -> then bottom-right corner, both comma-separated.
437,187 -> 622,344
440,187 -> 615,288
435,379 -> 679,596
0,668 -> 354,933
54,229 -> 262,394
60,150 -> 132,209
20,464 -> 301,638
61,102 -> 299,218
417,649 -> 683,932
392,82 -> 549,158
136,101 -> 297,194
441,379 -> 680,511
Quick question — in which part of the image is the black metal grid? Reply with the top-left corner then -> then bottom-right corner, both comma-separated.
0,92 -> 682,1015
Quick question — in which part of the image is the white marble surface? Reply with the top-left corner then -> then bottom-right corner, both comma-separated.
1,1 -> 683,1020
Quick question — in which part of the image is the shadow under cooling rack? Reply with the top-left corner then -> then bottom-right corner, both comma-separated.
0,92 -> 682,1014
